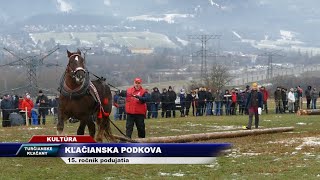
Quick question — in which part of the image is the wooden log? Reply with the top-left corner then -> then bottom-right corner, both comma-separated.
112,135 -> 139,143
297,109 -> 320,115
113,127 -> 294,143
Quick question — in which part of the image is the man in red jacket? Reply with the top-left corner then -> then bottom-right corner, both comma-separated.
120,77 -> 149,138
260,86 -> 269,114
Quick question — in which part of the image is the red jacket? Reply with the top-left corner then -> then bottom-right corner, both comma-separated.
260,89 -> 269,102
21,98 -> 34,118
125,86 -> 147,115
231,92 -> 237,103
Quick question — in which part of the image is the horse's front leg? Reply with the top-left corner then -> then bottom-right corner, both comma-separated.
77,119 -> 87,135
57,110 -> 67,135
87,116 -> 97,141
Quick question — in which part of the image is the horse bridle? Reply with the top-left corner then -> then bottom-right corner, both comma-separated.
67,53 -> 86,79
59,53 -> 90,98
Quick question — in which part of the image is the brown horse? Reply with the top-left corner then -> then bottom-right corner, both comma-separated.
57,49 -> 113,142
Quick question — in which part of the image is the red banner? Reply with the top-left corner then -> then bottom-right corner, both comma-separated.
29,135 -> 96,143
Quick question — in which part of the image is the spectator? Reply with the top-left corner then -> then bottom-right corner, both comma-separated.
179,89 -> 186,117
120,77 -> 149,138
12,95 -> 20,113
311,87 -> 319,109
21,93 -> 34,125
167,86 -> 177,118
198,87 -> 206,116
161,88 -> 169,118
206,88 -> 213,116
145,88 -> 152,119
214,89 -> 223,116
223,89 -> 232,115
117,94 -> 126,120
230,88 -> 237,115
113,91 -> 120,120
1,95 -> 14,127
297,86 -> 303,109
192,89 -> 199,116
185,90 -> 192,117
305,86 -> 312,109
294,88 -> 299,112
260,86 -> 269,114
287,88 -> 295,113
281,88 -> 288,113
35,90 -> 49,125
238,90 -> 246,115
150,87 -> 161,118
274,87 -> 283,114
18,96 -> 24,112
245,83 -> 263,130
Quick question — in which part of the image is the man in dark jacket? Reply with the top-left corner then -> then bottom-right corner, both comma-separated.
117,95 -> 126,120
245,83 -> 263,130
167,86 -> 176,118
305,86 -> 312,109
145,89 -> 152,119
36,90 -> 49,125
274,87 -> 283,114
150,87 -> 161,118
206,88 -> 213,115
161,88 -> 170,118
1,94 -> 14,127
185,90 -> 192,117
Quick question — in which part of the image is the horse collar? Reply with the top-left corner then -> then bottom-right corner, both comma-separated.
59,71 -> 90,98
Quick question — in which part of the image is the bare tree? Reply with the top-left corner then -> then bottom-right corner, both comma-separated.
208,63 -> 232,90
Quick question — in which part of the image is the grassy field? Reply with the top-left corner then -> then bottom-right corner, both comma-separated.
0,107 -> 319,179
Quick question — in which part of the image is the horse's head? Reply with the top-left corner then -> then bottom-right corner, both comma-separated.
67,49 -> 86,84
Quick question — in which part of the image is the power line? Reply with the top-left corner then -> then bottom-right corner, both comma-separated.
258,49 -> 284,80
1,45 -> 60,95
188,34 -> 222,82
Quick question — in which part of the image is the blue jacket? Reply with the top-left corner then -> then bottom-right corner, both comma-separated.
246,91 -> 263,108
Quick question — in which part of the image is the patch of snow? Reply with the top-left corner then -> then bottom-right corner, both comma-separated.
170,129 -> 182,132
127,14 -> 194,24
296,122 -> 306,125
176,37 -> 189,46
15,164 -> 23,167
295,137 -> 320,150
159,172 -> 184,177
28,127 -> 43,130
172,173 -> 184,177
204,160 -> 219,168
303,152 -> 315,157
232,31 -> 242,39
242,153 -> 261,156
185,122 -> 202,127
206,125 -> 241,130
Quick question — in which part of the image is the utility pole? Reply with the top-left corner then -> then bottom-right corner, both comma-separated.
1,45 -> 60,96
258,50 -> 284,80
80,47 -> 91,60
188,34 -> 221,82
